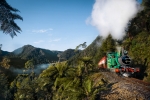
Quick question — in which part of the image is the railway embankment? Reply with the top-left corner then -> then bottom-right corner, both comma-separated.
100,72 -> 150,100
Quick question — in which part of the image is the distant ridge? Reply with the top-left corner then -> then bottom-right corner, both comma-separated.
5,45 -> 61,64
0,50 -> 10,57
58,49 -> 80,61
13,45 -> 34,55
0,50 -> 10,61
0,44 -> 80,68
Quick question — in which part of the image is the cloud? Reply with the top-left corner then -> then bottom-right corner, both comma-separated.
53,38 -> 61,42
48,38 -> 61,42
32,28 -> 53,33
88,0 -> 141,40
86,17 -> 91,25
50,44 -> 55,46
34,40 -> 44,44
48,33 -> 53,36
49,28 -> 53,31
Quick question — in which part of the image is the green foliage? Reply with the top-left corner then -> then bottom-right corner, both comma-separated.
9,74 -> 38,100
125,31 -> 150,81
4,45 -> 59,66
67,36 -> 102,66
122,0 -> 150,82
94,34 -> 116,64
0,0 -> 23,38
75,42 -> 87,52
78,57 -> 95,74
68,34 -> 116,67
25,59 -> 34,73
40,62 -> 68,78
58,49 -> 80,61
127,0 -> 150,38
0,57 -> 10,69
129,32 -> 150,61
37,61 -> 107,100
0,51 -> 108,100
0,71 -> 10,100
101,34 -> 116,53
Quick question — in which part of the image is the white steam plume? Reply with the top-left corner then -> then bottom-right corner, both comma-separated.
89,0 -> 141,39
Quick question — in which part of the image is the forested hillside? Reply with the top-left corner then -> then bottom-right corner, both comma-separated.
68,0 -> 150,82
122,0 -> 150,82
6,45 -> 60,64
67,34 -> 116,68
0,0 -> 150,99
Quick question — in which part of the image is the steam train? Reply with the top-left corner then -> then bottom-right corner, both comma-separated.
98,48 -> 140,77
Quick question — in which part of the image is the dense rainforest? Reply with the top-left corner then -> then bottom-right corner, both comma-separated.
0,0 -> 150,99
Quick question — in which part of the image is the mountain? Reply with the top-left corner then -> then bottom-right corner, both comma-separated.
58,49 -> 80,61
67,36 -> 103,65
5,45 -> 62,65
0,50 -> 10,62
1,45 -> 80,68
0,50 -> 10,57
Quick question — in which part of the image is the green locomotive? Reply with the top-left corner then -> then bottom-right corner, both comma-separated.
98,48 -> 140,77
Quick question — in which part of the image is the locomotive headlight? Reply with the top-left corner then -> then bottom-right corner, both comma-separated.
118,55 -> 131,66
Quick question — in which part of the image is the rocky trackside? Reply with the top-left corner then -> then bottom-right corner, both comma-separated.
100,72 -> 150,100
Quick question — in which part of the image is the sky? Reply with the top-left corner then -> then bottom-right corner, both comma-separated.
0,0 -> 142,52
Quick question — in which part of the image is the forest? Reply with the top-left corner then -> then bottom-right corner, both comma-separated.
0,0 -> 150,99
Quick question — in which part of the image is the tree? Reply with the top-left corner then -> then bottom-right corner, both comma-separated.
75,42 -> 87,56
0,0 -> 23,38
75,42 -> 87,51
95,34 -> 116,64
0,57 -> 10,69
7,61 -> 108,100
78,57 -> 94,74
53,69 -> 107,100
122,0 -> 150,82
0,70 -> 11,100
127,0 -> 150,38
25,59 -> 34,73
39,62 -> 71,99
10,74 -> 38,100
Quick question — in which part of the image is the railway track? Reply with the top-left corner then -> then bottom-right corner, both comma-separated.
123,77 -> 150,99
101,71 -> 150,100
